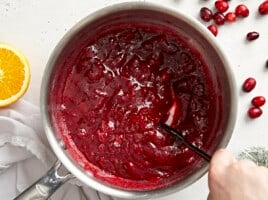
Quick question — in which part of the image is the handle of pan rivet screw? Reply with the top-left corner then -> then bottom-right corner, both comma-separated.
14,160 -> 73,200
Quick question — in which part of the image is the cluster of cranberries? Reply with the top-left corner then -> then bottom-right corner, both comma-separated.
242,78 -> 266,119
200,1 -> 267,119
200,0 -> 268,37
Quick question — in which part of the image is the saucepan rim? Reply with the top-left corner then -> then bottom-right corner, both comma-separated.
40,2 -> 237,199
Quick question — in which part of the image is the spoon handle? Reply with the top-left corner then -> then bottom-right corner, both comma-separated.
159,123 -> 211,162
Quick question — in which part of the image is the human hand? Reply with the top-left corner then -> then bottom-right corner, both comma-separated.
208,149 -> 268,200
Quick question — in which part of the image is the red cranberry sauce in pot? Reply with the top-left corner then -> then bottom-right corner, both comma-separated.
50,23 -> 222,190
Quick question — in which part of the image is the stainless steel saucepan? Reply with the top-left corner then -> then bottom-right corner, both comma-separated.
14,2 -> 237,199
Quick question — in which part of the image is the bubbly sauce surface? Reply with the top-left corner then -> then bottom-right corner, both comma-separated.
50,24 -> 219,190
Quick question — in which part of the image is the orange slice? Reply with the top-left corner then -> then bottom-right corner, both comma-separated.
0,42 -> 30,107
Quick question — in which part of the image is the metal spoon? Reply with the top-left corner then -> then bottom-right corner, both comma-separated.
159,123 -> 211,162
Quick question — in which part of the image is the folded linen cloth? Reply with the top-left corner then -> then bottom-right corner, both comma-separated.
0,99 -> 114,200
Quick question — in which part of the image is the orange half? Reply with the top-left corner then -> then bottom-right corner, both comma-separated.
0,42 -> 30,107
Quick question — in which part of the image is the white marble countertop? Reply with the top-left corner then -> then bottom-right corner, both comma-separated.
1,0 -> 268,199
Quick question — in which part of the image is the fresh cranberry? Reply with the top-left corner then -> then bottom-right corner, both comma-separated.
200,7 -> 213,22
248,107 -> 263,119
242,77 -> 256,92
251,96 -> 266,107
85,61 -> 104,81
215,0 -> 229,13
266,59 -> 268,68
235,4 -> 250,17
246,32 -> 260,41
207,24 -> 218,36
259,0 -> 268,15
213,12 -> 225,25
225,12 -> 237,22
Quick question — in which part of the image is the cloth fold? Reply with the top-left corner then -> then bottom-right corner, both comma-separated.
0,100 -> 114,200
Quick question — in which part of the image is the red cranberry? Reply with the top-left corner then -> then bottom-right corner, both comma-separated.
215,0 -> 229,13
248,107 -> 263,119
200,7 -> 213,22
266,59 -> 268,68
207,24 -> 218,36
246,32 -> 260,41
235,4 -> 250,17
242,77 -> 256,92
251,96 -> 266,107
259,0 -> 268,15
213,12 -> 225,25
225,12 -> 237,22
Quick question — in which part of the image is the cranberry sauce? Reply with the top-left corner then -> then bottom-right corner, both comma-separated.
50,23 -> 220,190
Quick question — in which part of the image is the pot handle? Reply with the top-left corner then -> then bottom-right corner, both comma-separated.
14,160 -> 73,200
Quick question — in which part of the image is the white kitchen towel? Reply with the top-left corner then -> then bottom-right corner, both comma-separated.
0,99 -> 114,200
